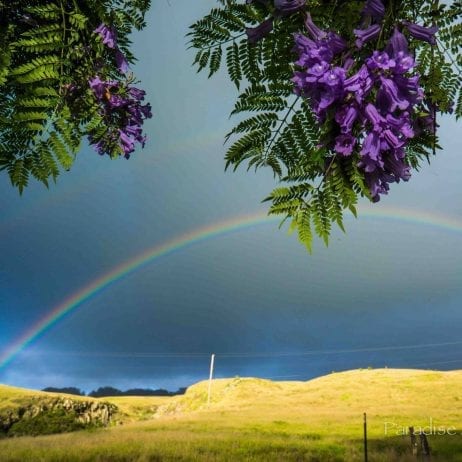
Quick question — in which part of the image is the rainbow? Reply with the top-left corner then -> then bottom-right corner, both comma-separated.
0,212 -> 274,370
1,205 -> 462,371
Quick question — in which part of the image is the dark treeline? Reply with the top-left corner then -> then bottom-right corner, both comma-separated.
42,387 -> 85,396
42,386 -> 187,397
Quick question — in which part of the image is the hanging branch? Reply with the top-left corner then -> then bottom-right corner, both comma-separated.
189,0 -> 461,252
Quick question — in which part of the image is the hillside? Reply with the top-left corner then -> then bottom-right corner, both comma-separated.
0,384 -> 117,437
169,368 -> 462,415
1,368 -> 462,461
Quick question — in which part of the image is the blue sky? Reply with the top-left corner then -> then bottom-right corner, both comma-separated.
0,0 -> 461,393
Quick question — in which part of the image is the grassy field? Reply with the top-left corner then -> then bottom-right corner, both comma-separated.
1,368 -> 462,461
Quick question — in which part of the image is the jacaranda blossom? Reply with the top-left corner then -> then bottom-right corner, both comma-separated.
89,77 -> 152,158
334,134 -> 356,156
246,18 -> 273,44
291,4 -> 434,202
94,24 -> 117,48
403,22 -> 438,45
354,24 -> 381,48
274,0 -> 305,17
362,0 -> 385,22
115,49 -> 130,74
385,28 -> 408,57
304,13 -> 327,41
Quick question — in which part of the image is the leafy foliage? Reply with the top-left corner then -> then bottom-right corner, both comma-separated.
6,408 -> 90,437
0,0 -> 151,192
189,0 -> 461,251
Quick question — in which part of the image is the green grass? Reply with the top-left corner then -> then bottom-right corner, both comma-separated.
7,408 -> 89,437
1,368 -> 462,461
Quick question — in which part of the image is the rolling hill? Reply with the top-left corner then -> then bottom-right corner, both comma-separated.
1,368 -> 461,461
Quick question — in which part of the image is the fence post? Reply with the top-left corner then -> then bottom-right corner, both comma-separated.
363,412 -> 368,462
420,432 -> 431,461
409,426 -> 418,456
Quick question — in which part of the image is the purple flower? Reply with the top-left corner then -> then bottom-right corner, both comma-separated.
92,140 -> 105,155
362,0 -> 385,22
335,105 -> 359,134
392,75 -> 423,106
385,28 -> 408,57
89,76 -> 106,99
366,51 -> 395,71
361,131 -> 381,160
115,49 -> 130,73
246,18 -> 273,44
124,124 -> 146,147
359,155 -> 384,174
363,170 -> 390,202
303,61 -> 330,83
384,151 -> 411,181
377,77 -> 410,112
140,103 -> 152,119
334,134 -> 356,156
304,13 -> 327,41
382,129 -> 404,149
293,36 -> 334,66
119,129 -> 135,157
403,22 -> 438,45
326,32 -> 347,55
354,24 -> 381,48
124,124 -> 142,137
364,103 -> 385,130
274,0 -> 305,16
386,113 -> 414,138
292,72 -> 306,94
343,65 -> 374,103
94,24 -> 117,48
393,51 -> 414,74
342,57 -> 355,71
292,34 -> 315,65
128,87 -> 146,101
394,74 -> 420,93
416,114 -> 436,134
320,66 -> 345,88
343,65 -> 370,91
312,88 -> 337,111
107,94 -> 128,109
293,32 -> 316,53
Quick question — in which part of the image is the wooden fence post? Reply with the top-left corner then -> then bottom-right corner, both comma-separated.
363,412 -> 368,462
409,426 -> 418,456
420,432 -> 431,461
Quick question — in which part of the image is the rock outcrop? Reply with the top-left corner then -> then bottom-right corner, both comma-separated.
0,396 -> 117,435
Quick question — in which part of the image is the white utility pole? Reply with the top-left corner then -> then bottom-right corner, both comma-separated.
207,353 -> 215,406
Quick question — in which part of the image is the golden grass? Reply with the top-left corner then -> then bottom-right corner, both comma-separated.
0,384 -> 92,412
1,368 -> 462,461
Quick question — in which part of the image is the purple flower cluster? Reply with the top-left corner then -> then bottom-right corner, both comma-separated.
94,23 -> 129,74
292,14 -> 347,122
89,76 -> 152,158
292,8 -> 437,201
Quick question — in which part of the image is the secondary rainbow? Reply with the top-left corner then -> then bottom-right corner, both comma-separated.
1,205 -> 461,371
